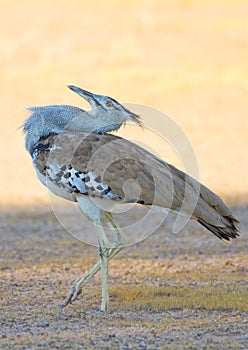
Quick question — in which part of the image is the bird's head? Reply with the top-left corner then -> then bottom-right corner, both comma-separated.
23,85 -> 142,155
67,85 -> 142,132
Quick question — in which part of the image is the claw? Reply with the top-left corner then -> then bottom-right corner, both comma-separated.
60,282 -> 82,308
60,290 -> 73,308
71,287 -> 82,302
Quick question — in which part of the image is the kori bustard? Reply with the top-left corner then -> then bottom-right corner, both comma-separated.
23,85 -> 239,312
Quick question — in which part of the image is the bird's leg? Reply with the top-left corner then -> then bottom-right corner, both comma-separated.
96,212 -> 128,311
61,257 -> 102,308
61,211 -> 126,310
61,245 -> 122,308
62,218 -> 110,312
104,212 -> 127,247
94,220 -> 110,312
98,248 -> 109,312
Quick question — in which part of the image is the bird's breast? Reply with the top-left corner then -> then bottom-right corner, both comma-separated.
31,133 -> 121,202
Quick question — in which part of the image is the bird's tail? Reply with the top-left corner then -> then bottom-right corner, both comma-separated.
194,183 -> 239,241
161,163 -> 240,241
197,216 -> 239,241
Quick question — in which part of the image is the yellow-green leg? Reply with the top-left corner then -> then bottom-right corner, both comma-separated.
61,211 -> 125,311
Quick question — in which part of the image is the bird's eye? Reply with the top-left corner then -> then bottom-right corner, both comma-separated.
106,101 -> 113,108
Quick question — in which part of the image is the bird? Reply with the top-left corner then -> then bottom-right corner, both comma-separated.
23,85 -> 239,312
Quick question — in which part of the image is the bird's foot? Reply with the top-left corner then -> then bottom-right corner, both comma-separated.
60,258 -> 103,309
60,278 -> 83,308
60,247 -> 123,310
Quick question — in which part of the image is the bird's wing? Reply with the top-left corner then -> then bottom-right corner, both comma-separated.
32,131 -> 239,240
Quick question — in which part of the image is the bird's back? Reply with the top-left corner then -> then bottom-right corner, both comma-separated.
32,130 -> 239,241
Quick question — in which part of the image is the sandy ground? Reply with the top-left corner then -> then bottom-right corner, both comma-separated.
0,205 -> 248,349
0,0 -> 248,349
1,0 -> 247,205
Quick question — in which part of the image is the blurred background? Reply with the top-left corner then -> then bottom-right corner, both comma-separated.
1,0 -> 247,207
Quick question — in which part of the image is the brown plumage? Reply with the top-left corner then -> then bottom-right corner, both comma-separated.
23,85 -> 239,312
33,131 -> 239,241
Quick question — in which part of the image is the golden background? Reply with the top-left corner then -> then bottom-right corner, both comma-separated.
1,0 -> 247,206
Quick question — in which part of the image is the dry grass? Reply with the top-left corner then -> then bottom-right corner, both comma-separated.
110,283 -> 247,312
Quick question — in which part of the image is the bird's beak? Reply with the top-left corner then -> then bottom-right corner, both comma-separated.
68,85 -> 101,107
